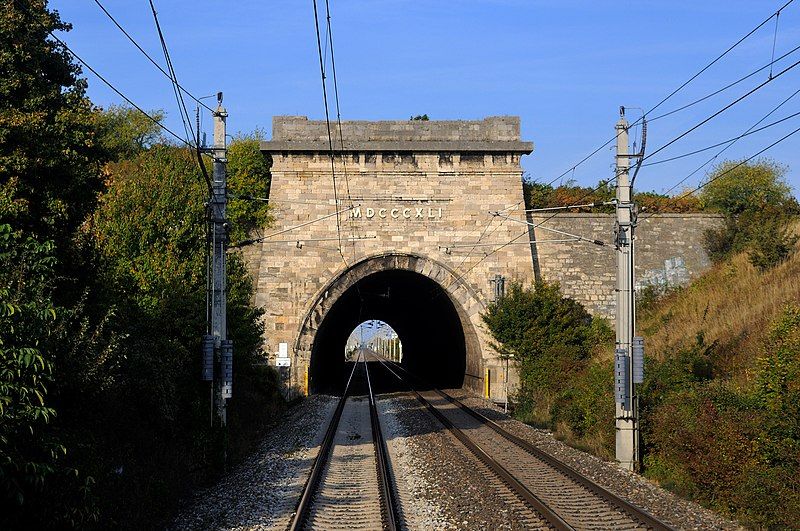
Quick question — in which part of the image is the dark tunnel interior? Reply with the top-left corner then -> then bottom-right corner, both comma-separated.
310,269 -> 467,394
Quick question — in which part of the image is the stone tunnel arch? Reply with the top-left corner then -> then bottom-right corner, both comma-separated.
294,252 -> 485,393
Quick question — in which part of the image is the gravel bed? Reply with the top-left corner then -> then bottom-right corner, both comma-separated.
170,395 -> 337,531
380,393 -> 548,530
446,389 -> 743,531
377,396 -> 451,530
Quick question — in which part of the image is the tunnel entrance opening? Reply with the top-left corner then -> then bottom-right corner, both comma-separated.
310,269 -> 467,394
345,320 -> 403,362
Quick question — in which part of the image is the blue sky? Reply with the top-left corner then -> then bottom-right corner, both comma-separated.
51,1 -> 800,196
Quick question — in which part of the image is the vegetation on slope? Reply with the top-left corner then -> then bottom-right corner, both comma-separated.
1,2 -> 281,528
488,161 -> 800,526
523,179 -> 703,213
637,247 -> 800,527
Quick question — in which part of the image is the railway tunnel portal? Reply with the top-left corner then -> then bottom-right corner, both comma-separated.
245,116 -> 535,399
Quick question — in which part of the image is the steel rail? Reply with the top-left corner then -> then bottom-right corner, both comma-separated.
364,356 -> 400,530
288,353 -> 362,531
433,389 -> 675,531
379,355 -> 675,531
370,353 -> 573,531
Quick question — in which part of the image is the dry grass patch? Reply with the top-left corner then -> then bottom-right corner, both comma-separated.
639,245 -> 800,381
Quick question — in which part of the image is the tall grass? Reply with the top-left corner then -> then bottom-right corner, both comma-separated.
639,236 -> 800,383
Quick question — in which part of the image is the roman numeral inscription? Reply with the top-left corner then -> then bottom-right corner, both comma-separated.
351,206 -> 443,220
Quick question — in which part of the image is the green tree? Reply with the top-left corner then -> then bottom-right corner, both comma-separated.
482,281 -> 594,363
482,281 -> 612,441
700,159 -> 799,267
77,143 -> 276,527
0,0 -> 102,239
0,2 -> 104,525
700,159 -> 794,216
0,224 -> 60,507
227,131 -> 272,242
94,105 -> 164,162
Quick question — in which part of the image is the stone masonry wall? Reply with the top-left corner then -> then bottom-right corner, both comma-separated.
244,115 -> 723,399
528,213 -> 723,317
246,116 -> 535,398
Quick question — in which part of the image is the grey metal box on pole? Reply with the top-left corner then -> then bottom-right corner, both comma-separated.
632,336 -> 645,384
201,334 -> 214,381
220,339 -> 233,399
614,349 -> 630,411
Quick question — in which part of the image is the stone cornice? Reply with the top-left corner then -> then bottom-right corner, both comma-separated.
260,140 -> 533,154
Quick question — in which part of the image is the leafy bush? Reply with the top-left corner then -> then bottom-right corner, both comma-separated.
701,159 -> 799,268
747,216 -> 798,272
522,178 -> 702,213
639,306 -> 800,527
482,282 -> 615,453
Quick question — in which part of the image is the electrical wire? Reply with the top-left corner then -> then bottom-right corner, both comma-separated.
642,108 -> 800,168
323,0 -> 359,264
312,0 -> 347,267
31,25 -> 189,147
149,0 -> 194,146
648,42 -> 800,123
638,56 -> 800,167
643,87 -> 800,207
535,1 -> 793,192
231,205 -> 356,248
658,125 -> 800,207
441,2 -> 794,288
147,0 -> 212,195
91,0 -> 213,112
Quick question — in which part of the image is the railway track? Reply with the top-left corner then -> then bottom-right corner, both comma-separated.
289,351 -> 400,530
370,353 -> 675,531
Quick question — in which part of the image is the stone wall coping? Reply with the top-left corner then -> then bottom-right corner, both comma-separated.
528,212 -> 723,219
260,139 -> 533,153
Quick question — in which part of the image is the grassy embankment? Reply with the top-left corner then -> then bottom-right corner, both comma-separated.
509,241 -> 800,527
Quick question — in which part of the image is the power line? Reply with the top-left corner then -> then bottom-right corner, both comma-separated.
323,0 -> 360,264
639,91 -> 800,211
637,57 -> 800,167
536,0 -> 793,191
648,42 -> 800,123
147,0 -> 213,195
92,0 -> 214,113
36,25 -> 189,147
643,107 -> 800,169
231,205 -> 356,248
149,0 -> 194,146
637,83 -> 800,200
312,0 -> 347,267
664,125 -> 800,204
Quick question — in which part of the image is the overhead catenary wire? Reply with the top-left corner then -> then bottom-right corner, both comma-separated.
440,2 -> 794,288
147,0 -> 213,195
537,0 -> 794,192
312,0 -> 347,267
652,85 -> 800,199
324,0 -> 353,205
231,205 -> 356,248
490,212 -> 608,246
637,56 -> 800,167
647,42 -> 800,124
441,239 -> 584,253
460,39 -> 800,293
323,0 -> 360,264
149,1 -> 195,145
643,107 -> 800,169
642,123 -> 800,219
32,25 -> 190,148
91,0 -> 214,113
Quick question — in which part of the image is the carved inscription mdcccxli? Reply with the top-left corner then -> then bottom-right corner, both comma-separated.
351,206 -> 443,220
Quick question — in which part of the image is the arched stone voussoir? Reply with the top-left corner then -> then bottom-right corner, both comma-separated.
294,251 -> 486,353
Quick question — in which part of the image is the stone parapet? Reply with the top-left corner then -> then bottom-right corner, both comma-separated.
263,116 -> 533,153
